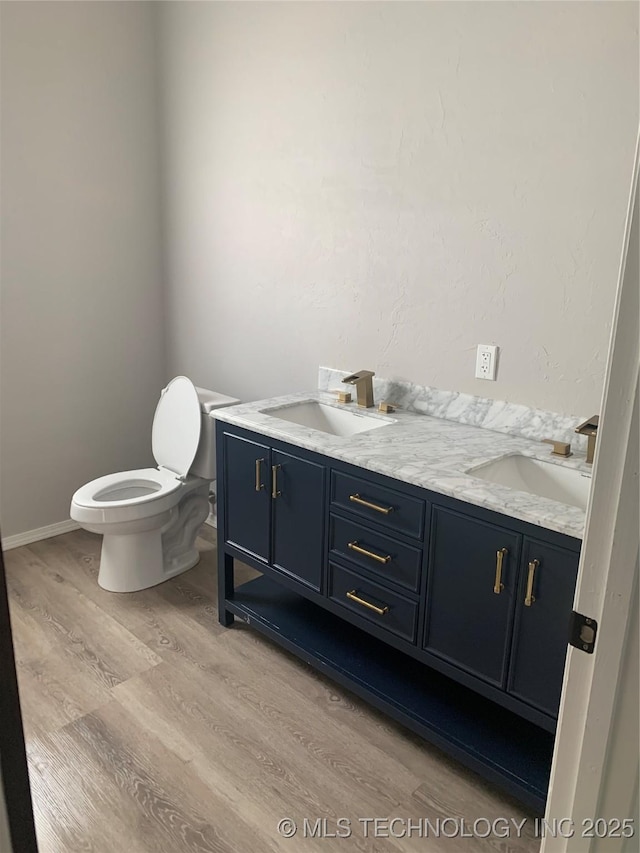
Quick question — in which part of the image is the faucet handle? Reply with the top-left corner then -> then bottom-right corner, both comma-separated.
332,389 -> 352,404
542,438 -> 572,457
378,401 -> 396,414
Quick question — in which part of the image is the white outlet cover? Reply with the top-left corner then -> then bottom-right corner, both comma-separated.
475,345 -> 499,381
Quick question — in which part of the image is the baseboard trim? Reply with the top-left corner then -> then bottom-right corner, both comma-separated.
3,515 -> 217,552
2,519 -> 80,551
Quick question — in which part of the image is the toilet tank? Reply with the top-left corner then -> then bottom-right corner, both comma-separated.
190,388 -> 240,480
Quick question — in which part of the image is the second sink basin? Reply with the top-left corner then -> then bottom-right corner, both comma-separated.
467,455 -> 592,510
262,401 -> 395,438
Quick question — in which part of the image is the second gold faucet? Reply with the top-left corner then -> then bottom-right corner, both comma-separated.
342,370 -> 375,408
575,415 -> 599,464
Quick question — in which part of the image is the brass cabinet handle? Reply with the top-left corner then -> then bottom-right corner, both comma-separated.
525,559 -> 539,606
494,548 -> 508,594
271,464 -> 281,498
349,493 -> 394,515
255,458 -> 265,491
348,540 -> 391,564
346,589 -> 389,616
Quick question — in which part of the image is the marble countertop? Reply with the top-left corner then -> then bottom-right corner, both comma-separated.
213,391 -> 591,540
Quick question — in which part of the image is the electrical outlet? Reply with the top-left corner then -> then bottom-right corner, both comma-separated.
475,344 -> 499,381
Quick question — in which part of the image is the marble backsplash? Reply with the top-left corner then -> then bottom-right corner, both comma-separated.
318,367 -> 591,453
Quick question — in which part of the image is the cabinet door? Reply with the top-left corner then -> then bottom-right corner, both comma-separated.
223,433 -> 271,563
272,449 -> 325,591
507,539 -> 579,717
424,507 -> 520,687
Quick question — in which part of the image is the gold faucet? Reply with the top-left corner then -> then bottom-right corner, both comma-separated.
575,415 -> 599,464
342,370 -> 375,408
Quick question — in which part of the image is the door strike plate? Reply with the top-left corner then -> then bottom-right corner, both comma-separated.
569,611 -> 598,654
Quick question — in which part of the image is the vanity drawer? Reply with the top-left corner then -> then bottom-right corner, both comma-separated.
328,563 -> 418,643
331,471 -> 424,540
329,515 -> 422,593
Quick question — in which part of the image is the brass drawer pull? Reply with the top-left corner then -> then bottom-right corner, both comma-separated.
348,540 -> 391,564
349,493 -> 394,515
525,559 -> 539,606
271,464 -> 281,499
346,589 -> 389,616
255,458 -> 265,491
494,547 -> 508,594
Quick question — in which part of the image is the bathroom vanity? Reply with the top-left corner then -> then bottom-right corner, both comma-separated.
214,389 -> 588,813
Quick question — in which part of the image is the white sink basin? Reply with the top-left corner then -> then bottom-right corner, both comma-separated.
468,455 -> 591,510
262,401 -> 395,438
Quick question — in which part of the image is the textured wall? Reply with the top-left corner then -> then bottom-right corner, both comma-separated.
0,2 -> 165,537
160,1 -> 638,413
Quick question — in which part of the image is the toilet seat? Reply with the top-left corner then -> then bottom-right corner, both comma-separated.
71,467 -> 186,526
72,467 -> 182,510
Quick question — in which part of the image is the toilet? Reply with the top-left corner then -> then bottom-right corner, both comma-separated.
70,377 -> 239,593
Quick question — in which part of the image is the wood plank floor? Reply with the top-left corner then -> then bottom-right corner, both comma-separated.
5,528 -> 541,852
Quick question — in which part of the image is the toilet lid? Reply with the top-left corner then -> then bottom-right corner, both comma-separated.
151,376 -> 202,478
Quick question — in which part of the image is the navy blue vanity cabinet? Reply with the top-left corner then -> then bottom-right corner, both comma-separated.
507,538 -> 580,717
221,430 -> 325,591
424,507 -> 521,687
217,421 -> 582,813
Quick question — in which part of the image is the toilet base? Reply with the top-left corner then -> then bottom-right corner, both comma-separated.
97,482 -> 210,593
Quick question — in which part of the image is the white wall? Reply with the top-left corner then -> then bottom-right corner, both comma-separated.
0,2 -> 165,538
159,1 -> 638,412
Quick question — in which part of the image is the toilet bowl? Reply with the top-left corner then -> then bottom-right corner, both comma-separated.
70,377 -> 239,593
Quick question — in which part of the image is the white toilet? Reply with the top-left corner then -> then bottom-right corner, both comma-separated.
70,377 -> 239,593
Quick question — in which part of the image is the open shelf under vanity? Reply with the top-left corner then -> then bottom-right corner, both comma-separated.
226,573 -> 554,814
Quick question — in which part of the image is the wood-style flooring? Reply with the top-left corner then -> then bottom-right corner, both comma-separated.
5,527 -> 541,852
